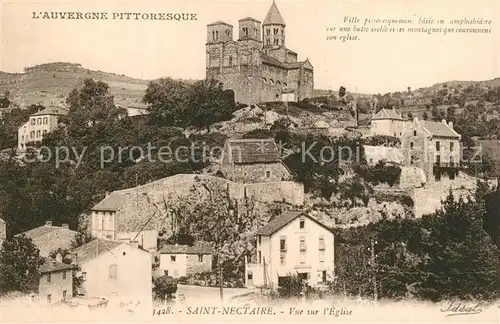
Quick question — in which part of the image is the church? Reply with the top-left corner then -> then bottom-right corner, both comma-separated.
206,1 -> 314,104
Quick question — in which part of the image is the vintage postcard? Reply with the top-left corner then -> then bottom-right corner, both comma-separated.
0,0 -> 499,323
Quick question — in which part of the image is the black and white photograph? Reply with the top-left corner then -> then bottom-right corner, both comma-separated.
0,0 -> 499,322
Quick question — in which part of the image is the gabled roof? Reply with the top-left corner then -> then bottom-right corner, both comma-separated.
225,138 -> 281,164
160,241 -> 213,255
261,53 -> 285,68
17,224 -> 78,239
72,239 -> 124,264
420,120 -> 460,138
256,211 -> 332,236
371,108 -> 404,121
32,106 -> 68,117
39,257 -> 75,274
263,1 -> 285,26
91,189 -> 134,211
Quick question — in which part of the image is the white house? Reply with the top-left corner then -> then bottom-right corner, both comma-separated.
245,211 -> 335,288
159,241 -> 213,278
72,239 -> 153,306
370,108 -> 408,138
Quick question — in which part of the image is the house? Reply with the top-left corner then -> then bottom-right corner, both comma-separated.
15,221 -> 79,257
72,239 -> 152,305
401,118 -> 461,182
38,256 -> 74,304
159,241 -> 213,278
370,108 -> 408,138
126,103 -> 149,117
245,211 -> 334,288
219,138 -> 292,183
17,106 -> 68,152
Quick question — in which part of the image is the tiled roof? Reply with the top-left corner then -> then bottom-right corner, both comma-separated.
261,53 -> 284,68
421,120 -> 460,138
91,189 -> 134,211
263,1 -> 285,25
207,20 -> 232,27
239,17 -> 260,23
371,109 -> 404,121
160,241 -> 213,255
226,138 -> 281,164
256,211 -> 332,236
17,225 -> 78,239
39,257 -> 75,274
72,239 -> 124,264
32,106 -> 68,116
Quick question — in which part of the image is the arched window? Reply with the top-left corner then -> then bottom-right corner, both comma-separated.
267,39 -> 271,45
270,79 -> 275,86
274,28 -> 278,35
276,81 -> 281,88
215,31 -> 219,40
266,28 -> 270,36
212,31 -> 215,41
228,56 -> 233,67
262,77 -> 267,84
243,27 -> 248,36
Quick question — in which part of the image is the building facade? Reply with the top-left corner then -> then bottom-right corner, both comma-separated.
401,118 -> 461,182
72,240 -> 153,306
159,242 -> 213,278
246,211 -> 334,288
16,221 -> 79,257
219,138 -> 292,183
370,108 -> 408,138
206,1 -> 314,104
38,257 -> 74,304
17,106 -> 68,152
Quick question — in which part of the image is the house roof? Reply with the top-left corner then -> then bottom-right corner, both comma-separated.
91,189 -> 134,211
39,257 -> 75,274
32,106 -> 68,117
226,138 -> 281,164
160,241 -> 213,255
17,224 -> 78,239
371,108 -> 404,121
127,103 -> 149,109
261,53 -> 285,68
72,239 -> 124,264
263,1 -> 285,25
420,120 -> 460,138
256,211 -> 332,236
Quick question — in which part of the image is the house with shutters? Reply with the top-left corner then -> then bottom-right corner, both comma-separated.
15,221 -> 79,257
37,256 -> 74,304
245,210 -> 334,288
370,108 -> 408,138
219,138 -> 292,183
71,239 -> 152,306
159,241 -> 213,278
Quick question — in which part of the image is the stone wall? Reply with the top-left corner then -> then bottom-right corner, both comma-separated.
222,161 -> 292,183
186,254 -> 213,276
399,166 -> 426,189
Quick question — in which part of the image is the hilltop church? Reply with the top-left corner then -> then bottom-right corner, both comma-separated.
206,0 -> 314,104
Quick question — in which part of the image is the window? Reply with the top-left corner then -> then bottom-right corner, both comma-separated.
322,270 -> 327,283
410,142 -> 414,149
46,273 -> 51,283
198,254 -> 204,262
47,294 -> 52,303
436,141 -> 440,151
37,118 -> 41,125
258,251 -> 262,263
299,218 -> 305,229
43,117 -> 48,124
319,250 -> 325,263
108,264 -> 118,279
319,237 -> 325,250
413,130 -> 417,136
30,131 -> 35,138
43,130 -> 47,135
165,270 -> 169,276
274,28 -> 278,34
266,28 -> 270,36
436,155 -> 441,165
299,250 -> 306,264
247,272 -> 253,280
450,142 -> 454,152
21,135 -> 24,141
280,238 -> 286,251
170,256 -> 176,263
410,155 -> 414,165
106,234 -> 112,239
266,171 -> 271,178
267,39 -> 271,45
215,31 -> 219,40
122,252 -> 126,256
31,119 -> 35,125
228,56 -> 233,66
212,31 -> 215,40
36,130 -> 41,138
243,27 -> 248,36
299,237 -> 306,251
258,236 -> 261,245
62,271 -> 67,280
280,251 -> 286,265
62,290 -> 67,301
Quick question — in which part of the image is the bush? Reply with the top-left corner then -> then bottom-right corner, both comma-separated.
277,274 -> 307,298
153,275 -> 178,301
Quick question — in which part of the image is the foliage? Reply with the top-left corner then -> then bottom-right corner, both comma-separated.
277,274 -> 308,299
153,275 -> 178,301
0,235 -> 44,295
362,135 -> 400,147
355,161 -> 401,187
0,105 -> 41,150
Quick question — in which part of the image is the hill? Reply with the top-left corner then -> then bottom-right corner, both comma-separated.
0,62 -> 198,108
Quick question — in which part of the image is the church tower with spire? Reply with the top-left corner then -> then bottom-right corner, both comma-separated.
206,0 -> 314,104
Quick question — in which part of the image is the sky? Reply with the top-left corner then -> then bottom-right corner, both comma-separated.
1,0 -> 499,94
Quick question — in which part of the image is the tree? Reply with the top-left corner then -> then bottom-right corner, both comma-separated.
153,274 -> 178,303
338,86 -> 346,99
446,106 -> 456,123
407,112 -> 413,119
0,235 -> 44,295
422,111 -> 429,120
144,78 -> 190,127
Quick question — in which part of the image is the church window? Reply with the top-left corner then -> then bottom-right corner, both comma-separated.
274,38 -> 279,45
215,31 -> 219,40
229,56 -> 233,66
212,31 -> 215,41
254,28 -> 258,36
274,28 -> 278,35
266,28 -> 270,36
262,78 -> 267,84
267,39 -> 271,45
243,27 -> 248,36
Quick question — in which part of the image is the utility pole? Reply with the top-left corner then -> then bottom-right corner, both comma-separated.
370,238 -> 378,302
218,257 -> 223,302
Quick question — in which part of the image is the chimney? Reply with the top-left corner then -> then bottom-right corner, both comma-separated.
105,191 -> 110,197
442,119 -> 447,124
61,223 -> 69,230
55,253 -> 62,263
45,221 -> 52,226
448,121 -> 454,129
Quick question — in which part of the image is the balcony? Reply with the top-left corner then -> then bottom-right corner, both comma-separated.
433,162 -> 460,170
